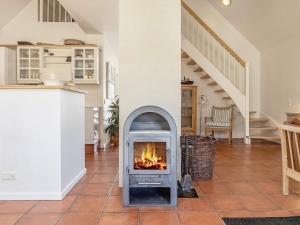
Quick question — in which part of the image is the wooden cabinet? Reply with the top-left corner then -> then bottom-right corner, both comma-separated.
72,47 -> 99,84
17,46 -> 42,83
181,85 -> 197,135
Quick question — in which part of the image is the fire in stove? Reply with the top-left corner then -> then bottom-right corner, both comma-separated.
134,143 -> 167,170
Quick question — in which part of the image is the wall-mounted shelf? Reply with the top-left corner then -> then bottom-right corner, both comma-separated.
43,56 -> 70,58
44,62 -> 72,65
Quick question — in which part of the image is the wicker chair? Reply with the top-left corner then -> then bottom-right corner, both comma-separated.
205,106 -> 233,144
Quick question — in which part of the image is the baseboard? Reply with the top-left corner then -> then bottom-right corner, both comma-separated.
0,168 -> 87,200
61,168 -> 86,199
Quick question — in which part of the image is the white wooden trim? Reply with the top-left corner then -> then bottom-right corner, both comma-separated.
0,169 -> 86,200
61,168 -> 86,199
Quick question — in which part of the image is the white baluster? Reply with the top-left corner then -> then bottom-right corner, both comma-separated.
196,22 -> 199,50
207,34 -> 209,61
223,48 -> 226,78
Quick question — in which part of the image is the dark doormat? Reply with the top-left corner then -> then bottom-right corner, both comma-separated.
223,216 -> 300,225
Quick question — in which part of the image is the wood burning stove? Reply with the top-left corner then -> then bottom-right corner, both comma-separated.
123,106 -> 177,206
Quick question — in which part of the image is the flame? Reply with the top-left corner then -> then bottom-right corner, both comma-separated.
134,143 -> 166,170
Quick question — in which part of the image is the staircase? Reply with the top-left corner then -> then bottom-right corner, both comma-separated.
181,1 -> 280,144
249,113 -> 280,142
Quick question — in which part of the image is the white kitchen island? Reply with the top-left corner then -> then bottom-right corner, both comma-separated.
0,85 -> 87,200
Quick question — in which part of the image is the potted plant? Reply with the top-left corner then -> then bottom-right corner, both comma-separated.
105,97 -> 119,146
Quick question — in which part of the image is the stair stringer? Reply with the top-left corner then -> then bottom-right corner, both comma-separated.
182,36 -> 246,118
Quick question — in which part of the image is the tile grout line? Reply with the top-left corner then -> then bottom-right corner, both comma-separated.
96,170 -> 119,225
13,200 -> 40,225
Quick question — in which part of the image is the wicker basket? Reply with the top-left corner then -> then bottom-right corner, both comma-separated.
181,136 -> 217,181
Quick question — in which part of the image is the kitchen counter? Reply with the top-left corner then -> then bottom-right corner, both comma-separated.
0,84 -> 87,94
0,87 -> 86,200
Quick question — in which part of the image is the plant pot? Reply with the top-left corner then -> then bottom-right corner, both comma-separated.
111,136 -> 119,146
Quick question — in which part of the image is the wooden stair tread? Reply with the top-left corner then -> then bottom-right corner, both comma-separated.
222,96 -> 231,100
215,89 -> 225,93
208,81 -> 217,86
200,74 -> 210,79
250,117 -> 269,122
181,52 -> 189,58
187,59 -> 196,65
250,127 -> 278,131
194,67 -> 203,72
249,111 -> 256,114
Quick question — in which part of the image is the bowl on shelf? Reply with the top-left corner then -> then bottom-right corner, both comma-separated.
42,79 -> 65,86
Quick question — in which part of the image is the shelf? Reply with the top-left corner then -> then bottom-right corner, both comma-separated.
20,68 -> 40,70
20,57 -> 40,60
43,56 -> 70,58
18,44 -> 97,48
44,62 -> 71,64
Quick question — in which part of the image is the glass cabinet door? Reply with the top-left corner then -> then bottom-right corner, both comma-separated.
181,86 -> 197,134
73,48 -> 98,83
181,89 -> 193,129
18,47 -> 41,82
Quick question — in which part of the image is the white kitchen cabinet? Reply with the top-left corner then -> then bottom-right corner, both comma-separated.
17,46 -> 42,83
72,47 -> 99,84
16,45 -> 100,84
0,47 -> 17,85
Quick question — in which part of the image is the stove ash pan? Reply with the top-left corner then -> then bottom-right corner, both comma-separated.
123,106 -> 177,207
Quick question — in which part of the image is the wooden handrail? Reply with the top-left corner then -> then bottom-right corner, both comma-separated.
181,1 -> 246,67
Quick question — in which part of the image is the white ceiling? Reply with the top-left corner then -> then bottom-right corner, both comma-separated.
208,0 -> 300,50
0,0 -> 31,30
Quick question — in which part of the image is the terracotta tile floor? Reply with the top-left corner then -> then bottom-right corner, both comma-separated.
2,140 -> 300,225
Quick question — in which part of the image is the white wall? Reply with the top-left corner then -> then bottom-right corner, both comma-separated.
182,63 -> 245,138
0,0 -> 31,30
261,34 -> 300,123
100,35 -> 119,148
0,0 -> 87,44
184,0 -> 261,112
119,0 -> 181,186
0,90 -> 61,198
61,91 -> 85,192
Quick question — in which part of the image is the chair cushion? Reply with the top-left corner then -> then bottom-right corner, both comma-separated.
205,121 -> 231,128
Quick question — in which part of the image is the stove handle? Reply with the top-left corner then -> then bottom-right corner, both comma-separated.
138,182 -> 161,185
